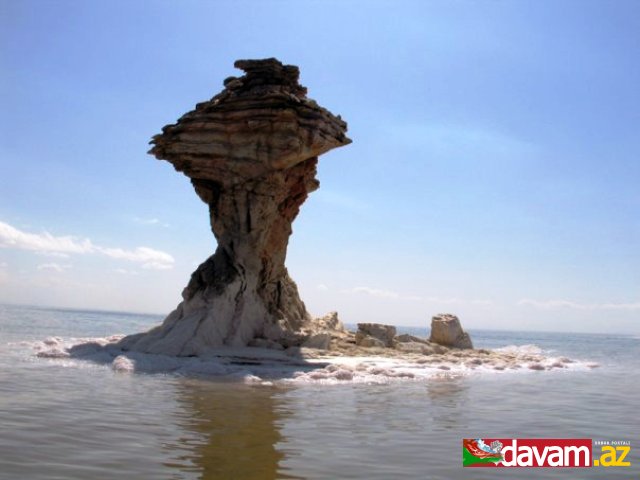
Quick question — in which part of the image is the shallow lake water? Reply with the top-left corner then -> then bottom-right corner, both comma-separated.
0,304 -> 637,479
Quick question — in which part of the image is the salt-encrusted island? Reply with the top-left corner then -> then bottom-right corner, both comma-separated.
34,59 -> 591,381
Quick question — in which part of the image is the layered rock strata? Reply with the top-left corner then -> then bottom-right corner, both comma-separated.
119,58 -> 351,356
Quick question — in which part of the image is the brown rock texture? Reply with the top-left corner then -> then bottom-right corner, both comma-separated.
429,314 -> 473,349
355,323 -> 397,348
119,58 -> 350,356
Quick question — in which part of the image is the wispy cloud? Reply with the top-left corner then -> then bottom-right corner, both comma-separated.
37,263 -> 71,273
0,221 -> 93,254
348,286 -> 402,299
390,123 -> 535,160
518,299 -> 640,311
114,268 -> 140,276
133,217 -> 170,228
470,299 -> 494,306
344,286 -> 492,305
313,190 -> 369,213
96,246 -> 174,270
0,220 -> 175,270
422,296 -> 469,304
422,296 -> 493,306
316,283 -> 329,291
36,251 -> 70,259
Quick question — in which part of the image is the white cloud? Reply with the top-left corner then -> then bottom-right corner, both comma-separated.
345,286 -> 491,305
141,261 -> 173,271
37,263 -> 71,273
518,299 -> 640,311
423,296 -> 493,305
0,261 -> 7,268
0,221 -> 93,254
96,246 -> 174,270
316,283 -> 329,291
133,217 -> 170,228
0,220 -> 175,270
349,286 -> 401,299
36,251 -> 70,258
346,286 -> 422,301
114,268 -> 139,275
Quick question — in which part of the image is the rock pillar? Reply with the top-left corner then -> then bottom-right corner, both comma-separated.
120,58 -> 350,355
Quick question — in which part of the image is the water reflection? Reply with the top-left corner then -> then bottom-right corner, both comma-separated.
425,377 -> 471,431
168,379 -> 301,480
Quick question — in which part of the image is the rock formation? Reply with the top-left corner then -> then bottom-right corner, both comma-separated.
119,58 -> 351,356
429,314 -> 473,349
355,323 -> 397,348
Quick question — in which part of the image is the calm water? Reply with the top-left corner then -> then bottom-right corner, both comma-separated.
0,304 -> 637,479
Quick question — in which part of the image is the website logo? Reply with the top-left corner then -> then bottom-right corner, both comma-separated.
463,438 -> 504,466
463,438 -> 630,468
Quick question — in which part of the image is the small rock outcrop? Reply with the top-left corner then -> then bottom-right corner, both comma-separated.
355,323 -> 397,348
429,314 -> 473,349
313,311 -> 347,334
302,333 -> 332,350
395,333 -> 429,344
119,58 -> 351,356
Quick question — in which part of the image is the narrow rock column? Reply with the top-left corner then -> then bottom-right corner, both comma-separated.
119,58 -> 350,356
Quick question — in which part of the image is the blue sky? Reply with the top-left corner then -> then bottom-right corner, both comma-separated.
1,0 -> 638,333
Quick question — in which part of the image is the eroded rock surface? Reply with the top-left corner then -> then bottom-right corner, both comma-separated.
119,58 -> 350,355
429,314 -> 473,349
355,323 -> 397,348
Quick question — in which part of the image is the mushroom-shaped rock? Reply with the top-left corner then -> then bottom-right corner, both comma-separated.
119,58 -> 351,356
429,314 -> 473,349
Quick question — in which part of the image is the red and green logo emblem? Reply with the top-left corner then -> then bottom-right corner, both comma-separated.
463,438 -> 504,466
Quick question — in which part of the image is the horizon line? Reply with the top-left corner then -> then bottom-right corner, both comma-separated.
1,302 -> 636,337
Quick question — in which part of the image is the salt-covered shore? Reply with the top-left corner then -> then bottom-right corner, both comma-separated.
30,322 -> 598,386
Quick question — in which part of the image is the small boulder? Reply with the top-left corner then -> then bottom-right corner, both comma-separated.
355,334 -> 386,348
395,341 -> 437,355
302,333 -> 331,350
394,341 -> 422,352
395,333 -> 429,344
356,323 -> 396,348
429,314 -> 473,349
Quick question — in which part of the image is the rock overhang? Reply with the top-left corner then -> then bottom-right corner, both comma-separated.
148,58 -> 352,187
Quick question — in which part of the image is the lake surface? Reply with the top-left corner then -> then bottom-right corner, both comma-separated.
0,304 -> 637,479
